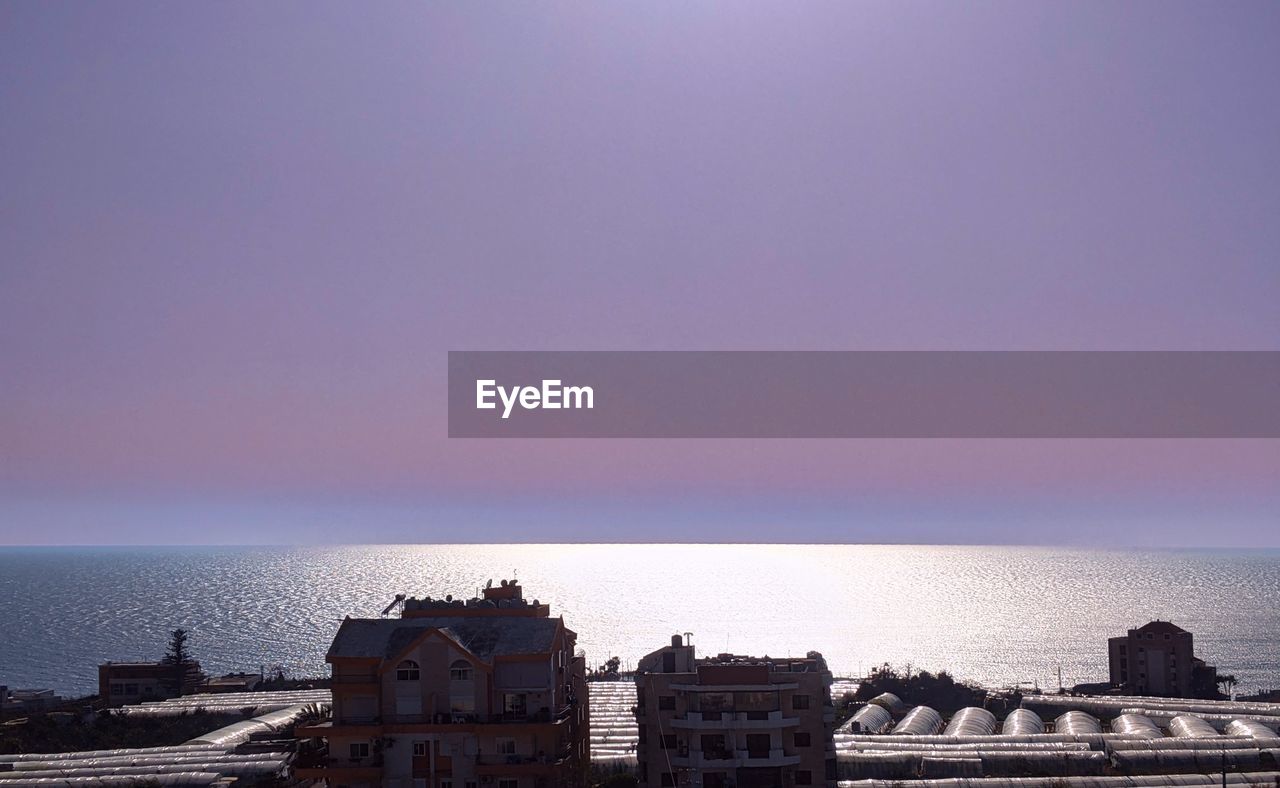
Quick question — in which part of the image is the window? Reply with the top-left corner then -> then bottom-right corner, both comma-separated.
440,781 -> 452,788
499,781 -> 518,788
796,770 -> 813,785
349,742 -> 370,760
497,737 -> 517,755
697,692 -> 732,712
413,741 -> 428,756
396,659 -> 420,681
658,695 -> 675,710
465,782 -> 478,788
450,694 -> 475,714
661,734 -> 678,750
110,683 -> 126,695
450,659 -> 473,681
701,734 -> 727,753
794,731 -> 811,747
661,773 -> 677,787
504,692 -> 527,717
746,733 -> 770,757
791,694 -> 810,710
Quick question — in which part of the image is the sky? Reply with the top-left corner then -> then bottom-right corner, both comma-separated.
2,2 -> 1278,546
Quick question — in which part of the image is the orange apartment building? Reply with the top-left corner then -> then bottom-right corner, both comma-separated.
634,636 -> 836,788
296,581 -> 589,788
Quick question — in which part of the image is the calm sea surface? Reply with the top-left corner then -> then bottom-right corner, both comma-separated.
2,545 -> 1278,698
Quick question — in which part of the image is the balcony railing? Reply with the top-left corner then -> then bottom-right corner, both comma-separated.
294,754 -> 385,769
332,698 -> 578,727
475,748 -> 572,767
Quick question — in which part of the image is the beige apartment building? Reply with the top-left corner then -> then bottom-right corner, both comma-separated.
634,636 -> 835,788
296,581 -> 589,788
1107,619 -> 1219,698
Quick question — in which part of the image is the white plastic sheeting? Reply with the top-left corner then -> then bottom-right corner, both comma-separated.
0,746 -> 226,764
842,704 -> 895,734
1123,710 -> 1280,733
1112,715 -> 1164,737
0,759 -> 287,780
1166,716 -> 1218,739
115,689 -> 331,717
1108,738 -> 1280,752
832,680 -> 863,702
1001,710 -> 1045,736
921,757 -> 985,779
1055,712 -> 1103,735
836,770 -> 1280,788
839,743 -> 1093,753
945,708 -> 998,737
837,733 -> 1145,747
5,754 -> 281,772
0,774 -> 224,787
188,702 -> 325,747
836,750 -> 1109,779
587,680 -> 639,772
1226,720 -> 1279,738
869,693 -> 909,717
895,707 -> 946,736
1027,695 -> 1280,718
1110,749 -> 1277,775
0,690 -> 327,787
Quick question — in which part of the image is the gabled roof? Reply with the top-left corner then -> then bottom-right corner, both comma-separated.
1134,620 -> 1189,635
327,615 -> 564,664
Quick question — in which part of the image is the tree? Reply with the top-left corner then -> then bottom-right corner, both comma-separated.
1217,674 -> 1238,698
163,629 -> 190,666
592,656 -> 621,680
161,629 -> 194,696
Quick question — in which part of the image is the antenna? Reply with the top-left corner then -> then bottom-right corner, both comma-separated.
379,594 -> 406,618
486,579 -> 493,589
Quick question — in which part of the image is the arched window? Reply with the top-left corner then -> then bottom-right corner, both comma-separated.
396,659 -> 420,681
450,659 -> 473,681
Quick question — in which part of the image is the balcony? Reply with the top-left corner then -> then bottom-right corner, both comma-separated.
474,748 -> 573,776
292,752 -> 385,781
670,710 -> 800,730
671,748 -> 800,769
670,681 -> 799,692
386,705 -> 574,727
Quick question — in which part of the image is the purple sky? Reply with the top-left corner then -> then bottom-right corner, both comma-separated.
2,2 -> 1278,545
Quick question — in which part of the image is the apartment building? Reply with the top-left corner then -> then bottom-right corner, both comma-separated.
634,636 -> 835,788
296,581 -> 589,788
1108,619 -> 1219,698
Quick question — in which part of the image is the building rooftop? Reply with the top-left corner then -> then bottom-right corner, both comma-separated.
328,614 -> 564,662
1133,620 -> 1190,635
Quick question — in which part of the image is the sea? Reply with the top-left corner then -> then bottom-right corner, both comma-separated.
1,545 -> 1278,699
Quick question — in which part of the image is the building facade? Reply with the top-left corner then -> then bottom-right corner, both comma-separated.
634,636 -> 836,788
1108,620 -> 1218,698
296,581 -> 589,788
98,660 -> 205,707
